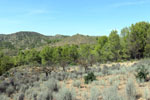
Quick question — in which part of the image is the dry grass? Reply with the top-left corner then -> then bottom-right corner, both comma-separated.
58,61 -> 149,100
1,60 -> 150,100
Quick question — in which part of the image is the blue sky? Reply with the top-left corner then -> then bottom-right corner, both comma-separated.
0,0 -> 150,36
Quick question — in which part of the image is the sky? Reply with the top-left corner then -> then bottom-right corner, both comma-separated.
0,0 -> 150,36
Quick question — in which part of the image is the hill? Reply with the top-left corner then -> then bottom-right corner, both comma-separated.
0,31 -> 68,49
54,34 -> 97,46
0,32 -> 98,49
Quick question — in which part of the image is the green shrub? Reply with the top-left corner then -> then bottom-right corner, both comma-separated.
84,72 -> 96,84
135,65 -> 149,82
0,54 -> 15,76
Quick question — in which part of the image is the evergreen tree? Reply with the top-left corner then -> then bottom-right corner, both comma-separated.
128,22 -> 150,59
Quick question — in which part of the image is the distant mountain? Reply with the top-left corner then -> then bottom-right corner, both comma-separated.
54,34 -> 97,46
0,31 -> 66,49
0,31 -> 98,49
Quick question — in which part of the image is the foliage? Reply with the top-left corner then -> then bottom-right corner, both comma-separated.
0,53 -> 15,75
40,46 -> 54,65
127,22 -> 150,59
84,72 -> 96,84
135,65 -> 149,82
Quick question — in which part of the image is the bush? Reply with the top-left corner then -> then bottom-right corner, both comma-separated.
37,91 -> 53,100
84,72 -> 96,84
90,87 -> 100,100
126,79 -> 136,100
18,93 -> 25,100
73,80 -> 81,88
102,86 -> 123,100
45,78 -> 60,92
135,65 -> 149,82
13,93 -> 24,100
0,94 -> 10,100
0,81 -> 9,93
56,87 -> 76,100
102,65 -> 109,75
6,85 -> 14,97
144,88 -> 150,100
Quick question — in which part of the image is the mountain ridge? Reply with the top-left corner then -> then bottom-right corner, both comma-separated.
0,31 -> 98,50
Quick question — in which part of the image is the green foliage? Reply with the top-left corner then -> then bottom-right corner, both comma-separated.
97,36 -> 108,49
25,49 -> 41,65
144,28 -> 150,57
84,72 -> 96,84
15,51 -> 26,66
128,22 -> 150,59
0,52 -> 15,75
120,27 -> 130,60
108,30 -> 121,61
135,65 -> 149,82
40,46 -> 54,65
78,44 -> 97,70
15,49 -> 41,66
95,36 -> 108,62
61,45 -> 79,64
95,30 -> 121,62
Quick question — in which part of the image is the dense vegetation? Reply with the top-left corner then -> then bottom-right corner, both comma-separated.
1,21 -> 150,75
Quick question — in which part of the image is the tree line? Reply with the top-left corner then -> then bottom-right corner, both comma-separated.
1,21 -> 150,75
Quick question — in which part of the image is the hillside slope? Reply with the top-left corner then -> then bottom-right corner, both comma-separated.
0,32 -> 98,49
0,31 -> 67,49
